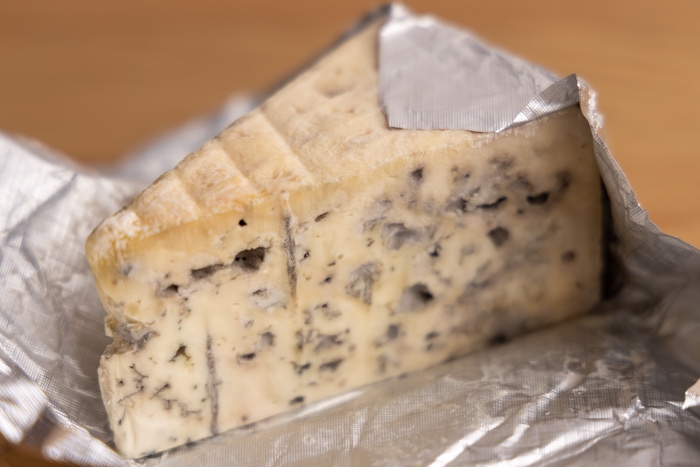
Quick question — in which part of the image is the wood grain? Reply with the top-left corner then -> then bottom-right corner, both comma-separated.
1,0 -> 698,248
0,1 -> 698,463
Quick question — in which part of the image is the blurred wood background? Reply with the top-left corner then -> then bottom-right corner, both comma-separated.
0,0 -> 698,464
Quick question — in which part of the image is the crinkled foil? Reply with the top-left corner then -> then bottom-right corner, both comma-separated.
380,4 -> 567,132
1,4 -> 699,466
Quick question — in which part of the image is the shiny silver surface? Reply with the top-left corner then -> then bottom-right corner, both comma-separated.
0,6 -> 698,465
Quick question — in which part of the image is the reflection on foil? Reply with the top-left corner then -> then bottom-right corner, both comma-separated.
683,379 -> 700,410
0,4 -> 699,466
380,4 -> 564,132
428,420 -> 502,467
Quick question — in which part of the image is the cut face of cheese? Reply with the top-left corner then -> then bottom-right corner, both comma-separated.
85,19 -> 603,458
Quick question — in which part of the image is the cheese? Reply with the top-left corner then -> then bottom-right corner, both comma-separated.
86,20 -> 603,458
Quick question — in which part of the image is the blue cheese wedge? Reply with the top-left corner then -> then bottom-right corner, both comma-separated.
86,20 -> 603,458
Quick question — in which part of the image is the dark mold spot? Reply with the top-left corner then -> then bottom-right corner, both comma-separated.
398,283 -> 434,312
425,331 -> 439,340
252,288 -> 267,296
314,333 -> 343,353
119,264 -> 133,276
283,217 -> 297,296
462,263 -> 497,296
117,379 -> 124,386
561,250 -> 577,263
160,284 -> 180,296
128,364 -> 147,391
258,332 -> 275,349
429,244 -> 440,258
414,284 -> 434,302
386,324 -> 400,340
451,166 -> 471,183
239,219 -> 247,227
108,324 -> 157,354
319,359 -> 344,372
376,324 -> 400,347
290,396 -> 305,405
302,250 -> 310,261
235,246 -> 266,271
446,197 -> 469,214
191,263 -> 225,280
488,227 -> 510,247
170,344 -> 190,362
303,309 -> 313,325
526,192 -> 549,205
318,303 -> 341,320
292,362 -> 311,375
314,212 -> 329,222
346,262 -> 380,304
490,155 -> 514,170
477,196 -> 507,210
205,335 -> 219,436
446,185 -> 480,214
295,329 -> 306,351
383,223 -> 425,250
411,167 -> 424,182
153,382 -> 171,397
321,275 -> 333,284
241,415 -> 248,423
238,352 -> 256,362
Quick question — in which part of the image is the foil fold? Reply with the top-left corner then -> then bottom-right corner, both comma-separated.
1,5 -> 699,466
380,4 -> 565,132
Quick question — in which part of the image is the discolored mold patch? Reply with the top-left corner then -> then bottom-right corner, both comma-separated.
346,262 -> 381,304
487,227 -> 509,247
234,247 -> 266,271
398,283 -> 435,313
319,359 -> 344,372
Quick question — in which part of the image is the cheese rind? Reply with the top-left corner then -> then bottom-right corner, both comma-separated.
87,20 -> 602,458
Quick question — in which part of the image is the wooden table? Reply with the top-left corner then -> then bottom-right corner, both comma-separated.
0,1 -> 698,464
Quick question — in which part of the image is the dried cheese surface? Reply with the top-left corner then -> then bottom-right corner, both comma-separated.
86,20 -> 603,458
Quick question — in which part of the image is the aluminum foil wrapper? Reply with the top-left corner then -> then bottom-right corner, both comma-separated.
1,5 -> 699,465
